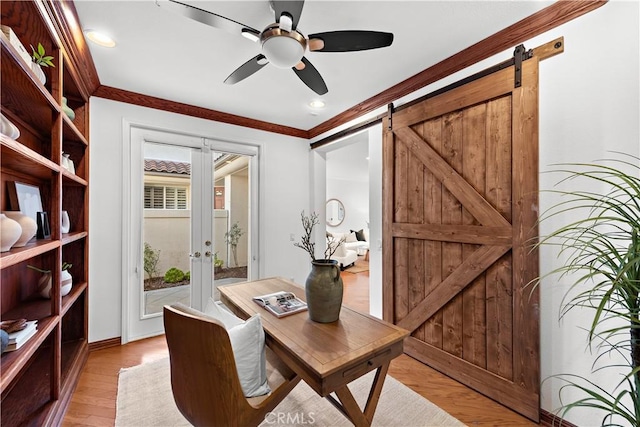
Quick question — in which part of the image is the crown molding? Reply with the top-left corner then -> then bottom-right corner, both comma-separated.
93,85 -> 310,139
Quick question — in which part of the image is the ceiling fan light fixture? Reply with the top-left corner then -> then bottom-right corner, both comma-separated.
261,25 -> 306,69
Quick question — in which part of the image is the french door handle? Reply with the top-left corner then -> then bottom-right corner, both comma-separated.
190,252 -> 201,258
204,251 -> 212,257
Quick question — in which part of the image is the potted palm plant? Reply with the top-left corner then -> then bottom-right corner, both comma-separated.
537,153 -> 640,425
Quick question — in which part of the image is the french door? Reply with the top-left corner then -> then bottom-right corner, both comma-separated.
124,126 -> 259,342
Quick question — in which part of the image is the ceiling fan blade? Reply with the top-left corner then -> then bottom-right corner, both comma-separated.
224,54 -> 269,85
308,31 -> 394,52
157,0 -> 260,39
271,0 -> 305,30
292,57 -> 327,95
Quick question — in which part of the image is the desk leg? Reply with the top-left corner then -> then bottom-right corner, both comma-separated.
332,362 -> 390,427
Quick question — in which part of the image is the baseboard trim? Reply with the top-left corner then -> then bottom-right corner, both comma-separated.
88,337 -> 121,352
539,409 -> 577,427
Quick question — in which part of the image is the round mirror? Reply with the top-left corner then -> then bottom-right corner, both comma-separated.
326,199 -> 345,227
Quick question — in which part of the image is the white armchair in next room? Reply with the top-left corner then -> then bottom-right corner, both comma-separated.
330,229 -> 369,254
329,241 -> 357,270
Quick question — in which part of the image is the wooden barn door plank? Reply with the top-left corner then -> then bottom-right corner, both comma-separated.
511,57 -> 540,396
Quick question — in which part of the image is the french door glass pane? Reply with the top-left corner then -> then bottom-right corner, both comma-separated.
212,152 -> 250,298
143,143 -> 191,315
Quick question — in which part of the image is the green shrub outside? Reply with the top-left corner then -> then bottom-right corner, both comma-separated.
164,267 -> 185,283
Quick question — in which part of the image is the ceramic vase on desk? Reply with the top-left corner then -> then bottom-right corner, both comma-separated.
305,259 -> 343,323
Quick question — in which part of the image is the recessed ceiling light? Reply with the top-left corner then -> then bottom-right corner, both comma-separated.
309,100 -> 325,109
84,30 -> 116,48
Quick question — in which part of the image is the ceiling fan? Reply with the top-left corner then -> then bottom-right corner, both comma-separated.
157,0 -> 394,95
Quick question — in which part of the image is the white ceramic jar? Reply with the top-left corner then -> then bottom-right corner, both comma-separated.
3,211 -> 37,247
0,213 -> 22,252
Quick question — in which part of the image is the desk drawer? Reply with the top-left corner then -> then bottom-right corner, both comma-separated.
322,340 -> 404,396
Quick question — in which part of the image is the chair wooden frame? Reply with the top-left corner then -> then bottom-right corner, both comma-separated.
163,305 -> 301,427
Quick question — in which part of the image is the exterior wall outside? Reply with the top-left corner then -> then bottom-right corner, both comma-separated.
143,209 -> 230,277
213,210 -> 229,266
143,210 -> 190,276
226,168 -> 248,267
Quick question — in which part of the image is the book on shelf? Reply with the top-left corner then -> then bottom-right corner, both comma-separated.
5,320 -> 38,352
253,291 -> 307,318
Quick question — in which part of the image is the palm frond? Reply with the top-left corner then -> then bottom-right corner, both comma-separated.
537,154 -> 640,424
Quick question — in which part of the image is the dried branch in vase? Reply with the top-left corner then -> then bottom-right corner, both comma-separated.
293,210 -> 318,261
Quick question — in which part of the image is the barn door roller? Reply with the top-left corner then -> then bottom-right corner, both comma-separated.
513,44 -> 533,88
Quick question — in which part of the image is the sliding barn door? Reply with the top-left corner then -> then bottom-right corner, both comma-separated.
383,57 -> 540,421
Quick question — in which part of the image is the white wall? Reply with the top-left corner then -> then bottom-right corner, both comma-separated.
535,3 -> 639,425
326,178 -> 369,233
367,125 -> 383,318
89,98 -> 311,343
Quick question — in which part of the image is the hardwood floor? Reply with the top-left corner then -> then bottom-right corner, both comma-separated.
63,267 -> 537,426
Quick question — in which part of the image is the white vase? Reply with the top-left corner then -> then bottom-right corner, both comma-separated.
61,210 -> 70,233
31,62 -> 46,84
0,213 -> 22,252
61,152 -> 70,170
0,113 -> 20,139
3,211 -> 37,247
38,269 -> 73,299
60,269 -> 73,296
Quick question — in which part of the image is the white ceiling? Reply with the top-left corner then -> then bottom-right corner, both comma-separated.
74,0 -> 551,131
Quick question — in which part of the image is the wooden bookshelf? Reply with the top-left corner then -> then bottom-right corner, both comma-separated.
1,1 -> 90,424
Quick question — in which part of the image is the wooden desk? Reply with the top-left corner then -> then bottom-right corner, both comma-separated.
219,277 -> 409,427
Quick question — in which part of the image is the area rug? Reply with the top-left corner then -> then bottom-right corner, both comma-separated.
115,357 -> 465,426
344,258 -> 369,274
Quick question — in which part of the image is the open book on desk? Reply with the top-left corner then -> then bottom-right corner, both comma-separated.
253,291 -> 307,318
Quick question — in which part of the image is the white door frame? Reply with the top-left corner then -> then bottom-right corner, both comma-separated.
121,122 -> 260,343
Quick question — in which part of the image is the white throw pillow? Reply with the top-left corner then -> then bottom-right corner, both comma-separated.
227,315 -> 270,397
345,232 -> 358,243
171,303 -> 270,397
204,297 -> 244,329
